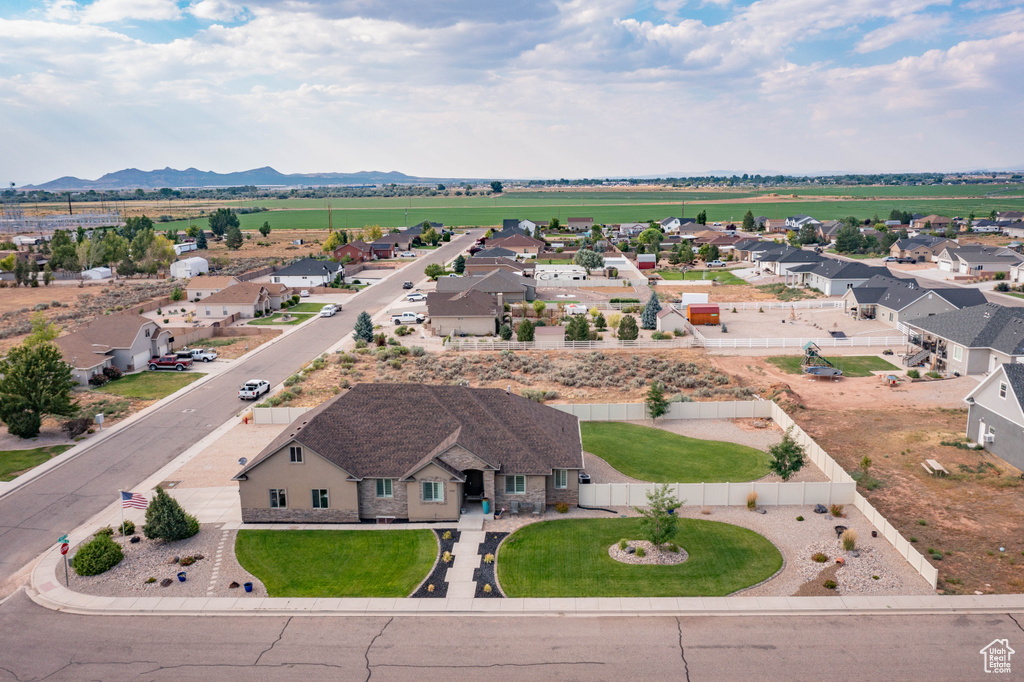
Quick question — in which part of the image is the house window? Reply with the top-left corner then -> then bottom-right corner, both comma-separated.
289,446 -> 303,463
376,479 -> 393,498
505,475 -> 526,494
999,382 -> 1007,399
205,307 -> 211,316
952,345 -> 963,362
554,469 -> 568,489
312,489 -> 329,509
422,481 -> 444,502
222,307 -> 228,316
269,489 -> 286,508
145,329 -> 151,337
889,312 -> 893,321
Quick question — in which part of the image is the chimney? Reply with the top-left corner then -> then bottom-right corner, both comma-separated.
496,292 -> 504,313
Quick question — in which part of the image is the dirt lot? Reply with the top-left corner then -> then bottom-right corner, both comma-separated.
700,306 -> 893,340
654,284 -> 802,303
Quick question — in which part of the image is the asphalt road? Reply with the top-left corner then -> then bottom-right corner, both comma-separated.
0,233 -> 475,588
0,591 -> 1020,680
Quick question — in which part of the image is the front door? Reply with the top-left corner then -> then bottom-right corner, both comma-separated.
978,420 -> 986,445
464,470 -> 484,498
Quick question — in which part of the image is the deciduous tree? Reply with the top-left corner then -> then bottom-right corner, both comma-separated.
572,248 -> 604,274
632,484 -> 681,550
0,332 -> 75,438
208,207 -> 239,237
767,427 -> 806,481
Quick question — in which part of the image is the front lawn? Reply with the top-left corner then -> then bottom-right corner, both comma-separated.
581,422 -> 769,483
766,355 -> 898,378
499,518 -> 782,597
0,445 -> 74,482
681,270 -> 747,285
538,258 -> 573,264
94,372 -> 204,400
282,302 -> 327,313
248,313 -> 314,326
235,529 -> 436,597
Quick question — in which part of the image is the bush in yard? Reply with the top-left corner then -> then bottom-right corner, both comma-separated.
635,546 -> 646,558
89,373 -> 109,387
823,580 -> 837,590
812,552 -> 828,563
767,427 -> 806,481
499,323 -> 513,341
830,504 -> 845,518
143,486 -> 200,542
841,529 -> 858,551
618,539 -> 629,551
62,416 -> 92,439
995,282 -> 1010,292
631,483 -> 681,550
394,325 -> 412,337
71,533 -> 123,576
95,526 -> 114,536
554,502 -> 569,513
746,491 -> 758,510
102,366 -> 123,381
650,331 -> 670,340
516,319 -> 535,342
374,332 -> 387,347
645,381 -> 668,420
119,519 -> 136,535
907,369 -> 920,379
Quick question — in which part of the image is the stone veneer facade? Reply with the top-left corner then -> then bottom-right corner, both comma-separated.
438,445 -> 496,502
493,474 -> 548,513
357,478 -> 409,519
241,507 -> 358,523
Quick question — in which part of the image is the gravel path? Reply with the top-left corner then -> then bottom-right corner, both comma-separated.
583,452 -> 644,484
67,525 -> 266,599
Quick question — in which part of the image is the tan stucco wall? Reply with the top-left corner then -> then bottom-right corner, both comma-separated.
238,442 -> 359,513
405,461 -> 460,522
431,315 -> 496,336
199,302 -> 263,319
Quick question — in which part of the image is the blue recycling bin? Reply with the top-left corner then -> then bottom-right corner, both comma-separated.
482,499 -> 490,515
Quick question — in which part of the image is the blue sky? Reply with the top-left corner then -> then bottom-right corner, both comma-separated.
1,0 -> 1022,184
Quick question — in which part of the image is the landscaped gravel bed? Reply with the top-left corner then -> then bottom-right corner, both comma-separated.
66,524 -> 265,598
609,540 -> 689,565
797,538 -> 905,595
411,528 -> 459,598
473,532 -> 507,598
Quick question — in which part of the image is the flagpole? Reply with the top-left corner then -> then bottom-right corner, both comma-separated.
119,489 -> 125,535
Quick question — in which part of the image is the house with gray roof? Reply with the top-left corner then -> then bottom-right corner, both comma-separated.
842,275 -> 987,329
907,303 -> 1024,375
435,269 -> 535,302
784,215 -> 821,229
473,246 -> 517,259
763,247 -> 825,277
963,363 -> 1024,471
55,315 -> 172,385
426,289 -> 501,336
233,384 -> 584,522
935,245 -> 1023,275
793,259 -> 888,295
464,256 -> 534,278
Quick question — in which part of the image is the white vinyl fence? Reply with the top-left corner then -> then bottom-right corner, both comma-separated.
553,400 -> 772,421
710,300 -> 844,311
579,481 -> 856,508
252,407 -> 310,425
444,334 -> 905,352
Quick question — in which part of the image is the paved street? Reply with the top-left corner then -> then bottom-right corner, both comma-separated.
0,233 -> 474,588
0,591 -> 1020,680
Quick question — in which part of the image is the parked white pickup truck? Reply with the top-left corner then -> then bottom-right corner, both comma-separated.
238,379 -> 271,400
391,312 -> 426,325
187,348 -> 218,362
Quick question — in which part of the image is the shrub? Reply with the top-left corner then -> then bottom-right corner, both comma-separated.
394,325 -> 412,337
635,547 -> 646,558
618,539 -> 629,551
89,373 -> 109,387
427,584 -> 435,592
917,519 -> 927,526
812,552 -> 829,563
746,491 -> 758,510
442,551 -> 453,563
179,555 -> 196,567
651,331 -> 671,340
143,486 -> 200,542
102,366 -> 124,381
841,529 -> 858,551
442,530 -> 452,540
720,324 -> 728,333
62,416 -> 92,439
926,371 -> 940,379
374,333 -> 387,347
796,515 -> 804,522
71,533 -> 123,576
554,502 -> 569,513
355,339 -> 368,349
931,552 -> 943,561
666,543 -> 679,553
830,504 -> 844,518
409,346 -> 425,357
823,580 -> 837,590
118,519 -> 136,536
907,369 -> 920,379
94,526 -> 114,537
483,583 -> 492,593
387,337 -> 399,346
909,537 -> 917,543
146,577 -> 156,584
995,282 -> 1010,292
483,553 -> 495,564
994,271 -> 1007,281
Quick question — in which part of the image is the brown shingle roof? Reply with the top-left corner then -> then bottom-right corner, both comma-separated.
54,315 -> 162,368
201,282 -> 269,305
426,289 -> 499,318
487,234 -> 544,249
236,384 -> 583,479
185,276 -> 239,291
435,269 -> 529,295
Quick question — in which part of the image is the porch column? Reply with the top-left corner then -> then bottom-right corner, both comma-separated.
483,471 -> 495,503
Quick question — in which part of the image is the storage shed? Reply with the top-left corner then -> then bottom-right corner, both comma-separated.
687,303 -> 720,325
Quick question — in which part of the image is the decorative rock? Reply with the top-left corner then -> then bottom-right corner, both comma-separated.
229,581 -> 240,589
814,504 -> 828,514
626,547 -> 636,554
194,554 -> 204,560
849,550 -> 860,558
130,536 -> 141,544
757,509 -> 767,515
160,578 -> 173,587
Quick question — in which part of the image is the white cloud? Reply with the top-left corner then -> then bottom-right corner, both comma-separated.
80,0 -> 182,23
189,0 -> 245,22
855,12 -> 949,53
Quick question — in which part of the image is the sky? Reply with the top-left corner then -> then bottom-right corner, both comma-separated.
1,0 -> 1023,185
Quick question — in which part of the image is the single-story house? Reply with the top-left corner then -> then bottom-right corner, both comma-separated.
842,275 -> 987,329
435,269 -> 535,303
889,237 -> 958,263
55,315 -> 173,384
270,258 -> 344,287
798,259 -> 888,296
265,282 -> 292,308
935,246 -> 1024,275
170,256 -> 209,279
464,257 -> 534,278
656,306 -> 689,333
378,232 -> 415,252
333,240 -> 374,264
765,248 -> 825,277
910,214 -> 952,231
963,363 -> 1024,471
997,211 -> 1024,223
199,283 -> 272,319
426,290 -> 501,336
907,303 -> 1024,376
473,246 -> 517,259
486,233 -> 545,257
566,217 -> 594,232
1001,222 -> 1024,239
233,383 -> 584,523
533,264 -> 589,282
186,275 -> 241,301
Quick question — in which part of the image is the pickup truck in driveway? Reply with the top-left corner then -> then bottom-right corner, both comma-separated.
391,312 -> 426,325
149,355 -> 193,371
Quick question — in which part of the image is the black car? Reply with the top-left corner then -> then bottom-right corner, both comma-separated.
402,281 -> 414,289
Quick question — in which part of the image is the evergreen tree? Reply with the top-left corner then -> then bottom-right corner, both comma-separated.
645,381 -> 668,420
259,221 -> 272,237
640,292 -> 662,330
618,315 -> 639,340
679,246 -> 695,264
565,314 -> 592,341
143,486 -> 199,541
453,254 -> 466,274
696,210 -> 707,225
499,323 -> 512,340
208,207 -> 239,237
225,225 -> 243,249
165,228 -> 178,244
741,210 -> 755,232
353,311 -> 374,342
43,263 -> 54,286
516,319 -> 535,342
14,258 -> 26,287
195,229 -> 208,250
594,313 -> 607,330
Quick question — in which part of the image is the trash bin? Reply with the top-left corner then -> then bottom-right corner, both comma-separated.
482,498 -> 490,515
578,472 -> 591,485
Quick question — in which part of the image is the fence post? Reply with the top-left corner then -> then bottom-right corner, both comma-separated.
726,481 -> 730,506
801,481 -> 806,506
700,482 -> 705,507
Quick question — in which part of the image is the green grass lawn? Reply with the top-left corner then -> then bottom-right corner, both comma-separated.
581,422 -> 769,483
0,445 -> 74,482
537,258 -> 573,264
499,518 -> 782,597
248,313 -> 314,326
680,270 -> 747,285
766,355 -> 898,378
1004,292 -> 1024,300
95,371 -> 204,400
282,303 -> 326,313
236,529 -> 436,597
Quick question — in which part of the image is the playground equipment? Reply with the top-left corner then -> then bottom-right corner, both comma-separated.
801,342 -> 843,380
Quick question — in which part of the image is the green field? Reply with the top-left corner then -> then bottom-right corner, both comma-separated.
766,355 -> 898,377
0,445 -> 74,482
248,313 -> 313,325
95,371 -> 204,400
498,518 -> 782,597
581,422 -> 769,483
236,529 -> 436,597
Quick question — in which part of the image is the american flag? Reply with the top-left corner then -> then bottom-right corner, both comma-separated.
121,491 -> 148,509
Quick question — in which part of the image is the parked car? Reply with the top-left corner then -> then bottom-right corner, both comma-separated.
238,379 -> 271,400
883,256 -> 899,263
149,355 -> 193,371
299,290 -> 310,297
402,281 -> 414,289
186,348 -> 218,362
398,251 -> 416,258
320,304 -> 338,317
405,292 -> 426,302
391,312 -> 426,325
897,257 -> 916,264
705,260 -> 726,268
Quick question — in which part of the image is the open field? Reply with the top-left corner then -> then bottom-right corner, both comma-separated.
0,445 -> 73,482
235,529 -> 436,597
248,312 -> 313,325
581,422 -> 769,482
94,371 -> 204,400
498,518 -> 782,597
766,355 -> 899,378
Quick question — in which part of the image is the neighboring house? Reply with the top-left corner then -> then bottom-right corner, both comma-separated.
534,264 -> 589,282
55,315 -> 172,384
1010,262 -> 1024,285
369,239 -> 397,259
731,239 -> 763,261
972,223 -> 1003,234
798,259 -> 888,295
473,247 -> 517,259
378,232 -> 415,252
233,383 -> 584,523
566,217 -> 594,232
910,214 -> 951,231
935,245 -> 1024,275
842,275 -> 987,329
270,258 -> 344,287
763,218 -> 789,233
1001,222 -> 1024,239
265,282 -> 292,308
963,363 -> 1024,471
426,290 -> 501,336
908,303 -> 1024,376
332,240 -> 373,263
487,233 -> 545,257
889,237 -> 958,263
616,223 -> 647,238
464,256 -> 535,278
754,216 -> 768,230
785,215 -> 821,229
435,269 -> 536,303
763,247 -> 824,276
199,283 -> 272,319
656,307 -> 689,333
170,256 -> 209,279
996,211 -> 1024,223
660,217 -> 681,232
500,219 -> 539,236
637,254 -> 657,270
186,275 -> 241,302
816,220 -> 844,243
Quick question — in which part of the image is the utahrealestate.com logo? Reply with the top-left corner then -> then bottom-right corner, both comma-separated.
980,639 -> 1014,674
